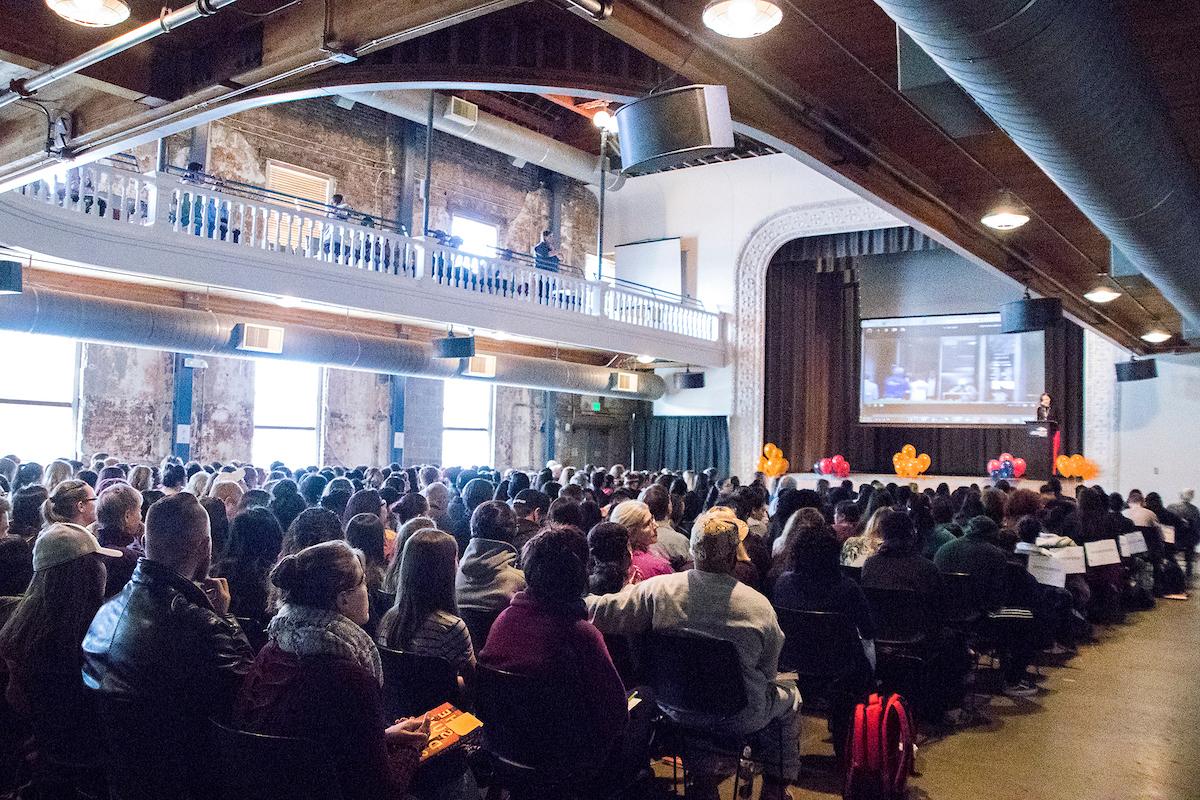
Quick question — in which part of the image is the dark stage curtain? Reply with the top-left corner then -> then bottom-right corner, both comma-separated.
633,416 -> 730,476
763,228 -> 1084,477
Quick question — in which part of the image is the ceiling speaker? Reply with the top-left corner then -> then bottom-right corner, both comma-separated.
674,371 -> 706,389
433,334 -> 475,359
1115,359 -> 1157,382
614,85 -> 735,173
1000,297 -> 1062,333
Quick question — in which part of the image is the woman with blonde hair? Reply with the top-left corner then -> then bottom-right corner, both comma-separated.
42,460 -> 74,492
42,480 -> 98,529
186,470 -> 211,497
128,465 -> 154,493
609,500 -> 672,579
840,507 -> 888,567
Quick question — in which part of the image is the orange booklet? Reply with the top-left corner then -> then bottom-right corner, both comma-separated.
419,702 -> 483,762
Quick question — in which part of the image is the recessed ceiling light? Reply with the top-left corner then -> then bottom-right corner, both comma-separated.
981,191 -> 1030,231
46,0 -> 130,27
636,354 -> 656,364
702,0 -> 782,38
1083,285 -> 1122,304
1141,328 -> 1171,344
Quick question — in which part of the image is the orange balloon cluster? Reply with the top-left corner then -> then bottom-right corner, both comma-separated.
892,444 -> 931,479
1056,453 -> 1099,480
756,443 -> 791,478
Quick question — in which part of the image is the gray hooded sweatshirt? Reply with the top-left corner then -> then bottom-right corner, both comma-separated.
455,538 -> 526,613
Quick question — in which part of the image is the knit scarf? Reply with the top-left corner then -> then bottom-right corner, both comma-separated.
268,603 -> 384,686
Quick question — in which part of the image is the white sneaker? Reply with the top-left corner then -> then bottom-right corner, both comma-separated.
1004,680 -> 1038,698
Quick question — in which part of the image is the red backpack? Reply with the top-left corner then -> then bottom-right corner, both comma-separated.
844,693 -> 915,800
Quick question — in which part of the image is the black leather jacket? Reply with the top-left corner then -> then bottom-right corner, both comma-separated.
83,558 -> 253,799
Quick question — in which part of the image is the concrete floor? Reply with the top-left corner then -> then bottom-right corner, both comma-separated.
687,592 -> 1200,800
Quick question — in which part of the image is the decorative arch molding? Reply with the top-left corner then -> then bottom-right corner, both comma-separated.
729,199 -> 902,478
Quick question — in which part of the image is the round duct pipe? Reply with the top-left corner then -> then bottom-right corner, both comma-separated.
0,288 -> 664,399
871,0 -> 1200,331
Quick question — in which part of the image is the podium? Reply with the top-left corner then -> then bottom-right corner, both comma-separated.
1024,420 -> 1057,480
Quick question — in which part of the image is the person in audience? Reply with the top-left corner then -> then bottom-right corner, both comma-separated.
279,507 -> 344,560
392,492 -> 428,526
532,229 -> 561,272
841,507 -> 887,567
1168,489 -> 1199,579
83,492 -> 254,799
299,473 -> 328,506
382,516 -> 436,593
345,512 -> 388,592
213,507 -> 285,623
832,499 -> 862,543
642,484 -> 691,569
0,531 -> 33,598
423,481 -> 453,532
10,486 -> 47,545
0,524 -> 121,791
42,459 -> 74,492
863,510 -> 944,600
481,527 -> 630,787
456,501 -> 525,618
94,483 -> 144,598
160,463 -> 187,495
199,495 -> 230,557
235,540 -> 428,800
773,519 -> 874,755
510,488 -> 549,559
185,469 -> 211,498
449,478 -> 496,552
609,500 -> 673,580
127,465 -> 153,493
42,479 -> 97,529
379,529 -> 475,691
587,512 -> 801,800
210,479 -> 244,520
587,521 -> 638,594
933,515 -> 1008,612
547,496 -> 586,531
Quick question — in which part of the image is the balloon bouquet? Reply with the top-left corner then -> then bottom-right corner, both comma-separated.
813,454 -> 851,479
756,443 -> 791,478
1056,453 -> 1099,481
986,453 -> 1027,481
892,444 -> 931,480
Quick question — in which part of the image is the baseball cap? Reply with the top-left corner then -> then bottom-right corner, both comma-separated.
512,489 -> 550,515
33,523 -> 122,571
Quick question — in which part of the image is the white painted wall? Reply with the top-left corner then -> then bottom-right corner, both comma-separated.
604,153 -> 863,312
1114,352 -> 1200,499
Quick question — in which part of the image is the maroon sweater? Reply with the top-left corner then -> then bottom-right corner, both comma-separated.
480,591 -> 627,762
235,643 -> 417,800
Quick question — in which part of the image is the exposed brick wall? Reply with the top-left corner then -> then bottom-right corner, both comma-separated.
323,368 -> 392,467
402,377 -> 443,466
78,344 -> 174,462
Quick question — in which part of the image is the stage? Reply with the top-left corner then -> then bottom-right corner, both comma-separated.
785,473 -> 1056,493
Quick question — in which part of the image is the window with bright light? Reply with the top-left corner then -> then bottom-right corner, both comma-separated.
450,215 -> 499,258
441,379 -> 493,468
587,253 -> 616,283
253,359 -> 322,468
0,330 -> 78,463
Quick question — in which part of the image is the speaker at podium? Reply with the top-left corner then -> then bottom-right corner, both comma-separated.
1024,420 -> 1057,480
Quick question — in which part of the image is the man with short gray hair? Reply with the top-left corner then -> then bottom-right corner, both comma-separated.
94,482 -> 143,597
586,510 -> 801,800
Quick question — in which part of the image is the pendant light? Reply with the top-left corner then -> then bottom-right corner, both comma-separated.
703,0 -> 783,39
46,0 -> 131,27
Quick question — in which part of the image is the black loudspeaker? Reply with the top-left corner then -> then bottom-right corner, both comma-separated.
1000,297 -> 1062,333
614,85 -> 735,173
673,371 -> 706,389
1115,359 -> 1157,382
433,335 -> 475,359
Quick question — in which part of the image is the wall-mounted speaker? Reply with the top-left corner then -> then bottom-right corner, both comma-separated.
674,371 -> 706,389
1115,359 -> 1157,382
1000,297 -> 1062,333
614,85 -> 735,174
433,334 -> 475,359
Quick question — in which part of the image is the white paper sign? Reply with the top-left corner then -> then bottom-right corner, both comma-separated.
1049,546 -> 1086,574
1084,540 -> 1121,567
1160,525 -> 1176,545
1118,532 -> 1148,557
1027,553 -> 1067,588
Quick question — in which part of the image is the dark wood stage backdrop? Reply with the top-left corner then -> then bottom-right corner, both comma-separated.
763,230 -> 1083,477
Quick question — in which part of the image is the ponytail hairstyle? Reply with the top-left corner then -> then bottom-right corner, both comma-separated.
269,540 -> 364,610
42,480 -> 91,525
586,522 -> 632,596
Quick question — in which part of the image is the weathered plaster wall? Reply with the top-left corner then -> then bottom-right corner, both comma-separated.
189,355 -> 256,464
78,344 -> 174,462
323,368 -> 392,467
493,386 -> 546,471
402,377 -> 444,467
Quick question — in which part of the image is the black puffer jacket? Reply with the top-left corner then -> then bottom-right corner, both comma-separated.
83,558 -> 253,800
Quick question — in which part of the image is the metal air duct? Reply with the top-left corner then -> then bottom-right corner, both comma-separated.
872,0 -> 1200,330
0,288 -> 664,399
344,90 -> 624,190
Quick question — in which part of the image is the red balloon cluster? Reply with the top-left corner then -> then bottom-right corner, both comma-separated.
815,454 -> 851,479
985,452 -> 1026,480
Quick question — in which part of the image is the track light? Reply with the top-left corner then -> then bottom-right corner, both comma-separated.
702,0 -> 783,38
45,0 -> 130,27
981,191 -> 1030,231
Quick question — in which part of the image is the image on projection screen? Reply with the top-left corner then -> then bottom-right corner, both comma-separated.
859,313 -> 1045,426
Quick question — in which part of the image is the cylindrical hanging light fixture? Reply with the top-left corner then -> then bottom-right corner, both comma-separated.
702,0 -> 783,38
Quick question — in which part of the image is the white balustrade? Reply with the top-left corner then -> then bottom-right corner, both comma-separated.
15,170 -> 721,342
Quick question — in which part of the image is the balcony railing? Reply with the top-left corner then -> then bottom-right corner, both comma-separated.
15,164 -> 722,344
